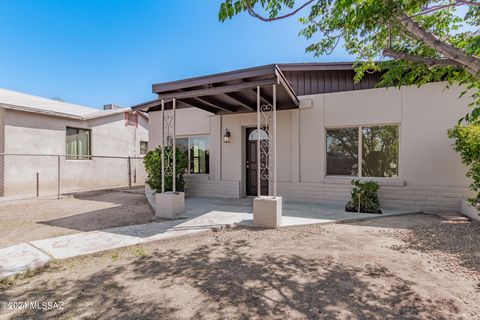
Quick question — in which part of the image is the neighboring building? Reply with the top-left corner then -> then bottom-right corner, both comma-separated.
0,88 -> 148,196
133,63 -> 473,213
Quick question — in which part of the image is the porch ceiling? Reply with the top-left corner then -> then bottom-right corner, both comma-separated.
131,64 -> 299,115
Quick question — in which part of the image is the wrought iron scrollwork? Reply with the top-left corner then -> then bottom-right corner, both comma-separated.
259,103 -> 273,181
163,114 -> 174,178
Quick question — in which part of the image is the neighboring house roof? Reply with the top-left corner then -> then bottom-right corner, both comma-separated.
0,88 -> 146,120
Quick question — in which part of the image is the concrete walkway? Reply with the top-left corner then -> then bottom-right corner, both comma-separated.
0,197 -> 418,279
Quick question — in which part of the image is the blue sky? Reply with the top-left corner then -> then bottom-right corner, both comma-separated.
0,0 -> 351,108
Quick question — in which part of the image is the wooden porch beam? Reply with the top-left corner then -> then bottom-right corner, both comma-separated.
194,96 -> 237,113
179,98 -> 220,114
222,92 -> 255,110
157,78 -> 277,100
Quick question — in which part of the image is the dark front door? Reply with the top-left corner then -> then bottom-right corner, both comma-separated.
246,127 -> 269,196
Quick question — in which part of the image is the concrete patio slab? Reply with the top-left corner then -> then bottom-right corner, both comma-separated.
30,228 -> 146,259
0,243 -> 51,279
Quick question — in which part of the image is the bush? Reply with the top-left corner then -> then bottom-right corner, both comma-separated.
143,146 -> 188,193
448,123 -> 480,206
345,179 -> 381,214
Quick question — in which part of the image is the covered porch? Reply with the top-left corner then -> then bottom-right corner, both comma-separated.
134,64 -> 300,228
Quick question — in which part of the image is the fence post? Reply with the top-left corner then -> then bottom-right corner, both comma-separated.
128,156 -> 132,188
57,155 -> 61,199
36,173 -> 39,197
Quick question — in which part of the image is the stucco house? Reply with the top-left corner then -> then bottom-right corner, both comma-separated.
0,88 -> 149,196
133,63 -> 472,221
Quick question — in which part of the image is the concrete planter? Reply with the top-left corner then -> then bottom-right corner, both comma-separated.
253,196 -> 282,228
155,192 -> 185,219
461,200 -> 480,222
144,185 -> 185,219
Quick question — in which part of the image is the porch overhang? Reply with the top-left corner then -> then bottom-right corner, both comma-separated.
131,64 -> 299,115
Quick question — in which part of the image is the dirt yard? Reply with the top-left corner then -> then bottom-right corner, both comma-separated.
0,188 -> 155,249
1,213 -> 479,319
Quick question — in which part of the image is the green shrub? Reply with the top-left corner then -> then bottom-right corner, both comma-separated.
346,179 -> 381,214
448,123 -> 480,206
143,146 -> 188,193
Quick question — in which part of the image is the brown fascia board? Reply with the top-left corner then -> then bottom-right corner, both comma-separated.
151,64 -> 277,94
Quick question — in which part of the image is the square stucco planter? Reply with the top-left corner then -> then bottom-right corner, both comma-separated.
461,200 -> 480,222
253,196 -> 282,228
155,192 -> 185,219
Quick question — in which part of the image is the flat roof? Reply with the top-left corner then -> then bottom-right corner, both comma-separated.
132,64 -> 302,114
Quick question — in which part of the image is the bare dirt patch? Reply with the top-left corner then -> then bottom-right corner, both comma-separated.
0,188 -> 155,248
1,213 -> 479,319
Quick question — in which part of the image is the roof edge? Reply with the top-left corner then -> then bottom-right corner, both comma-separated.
0,103 -> 137,121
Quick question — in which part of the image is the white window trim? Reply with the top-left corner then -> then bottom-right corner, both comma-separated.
324,123 -> 400,178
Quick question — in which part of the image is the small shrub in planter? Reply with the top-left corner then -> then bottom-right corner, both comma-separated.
143,146 -> 188,193
345,179 -> 382,214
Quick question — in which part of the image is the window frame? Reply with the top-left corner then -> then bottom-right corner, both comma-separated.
325,124 -> 400,178
175,134 -> 210,175
66,126 -> 92,160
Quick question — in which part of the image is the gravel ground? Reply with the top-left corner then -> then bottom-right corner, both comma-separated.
0,188 -> 155,248
0,213 -> 479,319
389,215 -> 480,281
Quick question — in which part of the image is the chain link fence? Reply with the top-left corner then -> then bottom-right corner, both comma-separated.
0,154 -> 146,199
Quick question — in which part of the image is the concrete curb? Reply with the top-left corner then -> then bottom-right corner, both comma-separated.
334,211 -> 422,225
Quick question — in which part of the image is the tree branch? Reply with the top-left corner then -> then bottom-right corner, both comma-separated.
383,48 -> 464,67
457,0 -> 480,6
395,12 -> 480,75
411,1 -> 465,17
247,0 -> 315,22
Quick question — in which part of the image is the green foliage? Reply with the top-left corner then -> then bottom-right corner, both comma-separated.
143,146 -> 188,193
448,123 -> 480,205
218,0 -> 480,121
346,180 -> 381,213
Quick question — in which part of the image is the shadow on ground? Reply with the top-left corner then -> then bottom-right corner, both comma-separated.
39,189 -> 155,232
1,234 -> 460,320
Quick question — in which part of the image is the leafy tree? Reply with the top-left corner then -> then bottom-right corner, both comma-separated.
219,0 -> 480,122
448,123 -> 480,206
144,146 -> 188,193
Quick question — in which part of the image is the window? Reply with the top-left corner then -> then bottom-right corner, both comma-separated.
66,127 -> 91,160
175,136 -> 209,174
326,128 -> 359,176
139,141 -> 148,156
362,126 -> 399,177
326,125 -> 399,177
248,128 -> 269,141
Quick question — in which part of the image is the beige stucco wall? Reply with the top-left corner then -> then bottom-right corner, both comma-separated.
148,82 -> 473,211
1,108 -> 148,196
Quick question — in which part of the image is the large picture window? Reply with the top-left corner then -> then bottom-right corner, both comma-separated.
326,125 -> 399,177
66,127 -> 91,160
176,136 -> 209,174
